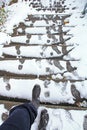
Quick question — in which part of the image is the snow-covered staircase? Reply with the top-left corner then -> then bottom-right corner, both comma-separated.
0,0 -> 87,129
0,6 -> 86,104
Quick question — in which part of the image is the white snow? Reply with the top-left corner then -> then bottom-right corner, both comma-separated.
1,45 -> 63,58
11,35 -> 71,45
31,107 -> 87,130
0,104 -> 8,124
0,32 -> 11,45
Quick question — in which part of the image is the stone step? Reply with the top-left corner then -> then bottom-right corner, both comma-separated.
24,20 -> 63,27
0,100 -> 87,111
31,5 -> 66,12
0,59 -> 79,76
12,25 -> 71,37
1,45 -> 74,59
16,21 -> 72,28
3,43 -> 74,47
0,77 -> 87,106
14,27 -> 70,35
10,35 -> 72,45
0,100 -> 87,130
26,14 -> 71,21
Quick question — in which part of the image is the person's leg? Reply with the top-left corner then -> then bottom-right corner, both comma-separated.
0,103 -> 37,130
0,84 -> 41,130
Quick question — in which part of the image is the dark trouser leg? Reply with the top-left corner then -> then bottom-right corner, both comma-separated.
0,103 -> 37,130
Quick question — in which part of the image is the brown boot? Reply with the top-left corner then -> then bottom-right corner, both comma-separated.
32,84 -> 41,109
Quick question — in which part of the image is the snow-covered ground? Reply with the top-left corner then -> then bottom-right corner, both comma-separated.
0,0 -> 87,129
33,107 -> 87,130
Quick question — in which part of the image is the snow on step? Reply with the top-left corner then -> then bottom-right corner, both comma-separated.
26,13 -> 71,20
24,20 -> 62,27
11,35 -> 71,45
33,107 -> 87,130
22,20 -> 72,30
16,25 -> 70,36
25,27 -> 59,34
0,58 -> 82,78
2,45 -> 76,60
2,46 -> 63,58
0,59 -> 67,75
0,77 -> 87,105
24,27 -> 70,35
